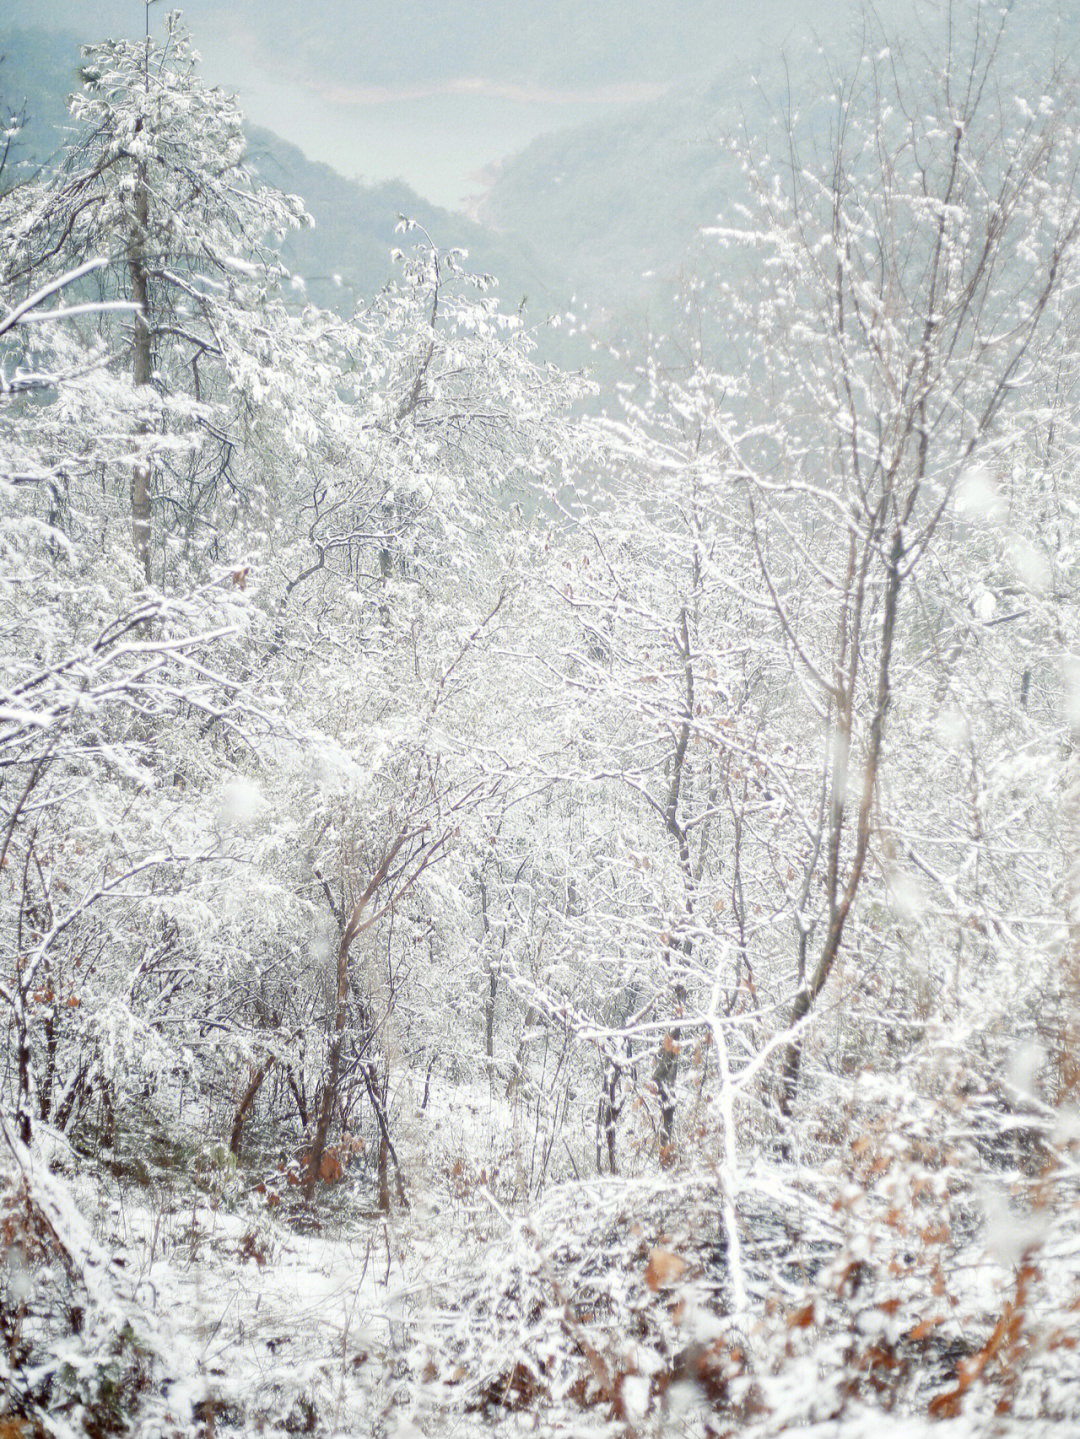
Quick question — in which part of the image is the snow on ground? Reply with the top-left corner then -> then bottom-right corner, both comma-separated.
62,1154 -> 437,1434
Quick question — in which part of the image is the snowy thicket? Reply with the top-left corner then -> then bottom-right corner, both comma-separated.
3,5 -> 1080,1436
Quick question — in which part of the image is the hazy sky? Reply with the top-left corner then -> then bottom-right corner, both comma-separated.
3,1 -> 866,208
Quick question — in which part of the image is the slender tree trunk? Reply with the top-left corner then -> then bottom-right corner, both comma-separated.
361,1061 -> 408,1210
305,831 -> 409,1197
654,606 -> 696,1160
54,1063 -> 88,1133
420,1053 -> 434,1110
230,1055 -> 276,1159
597,1061 -> 619,1175
286,1064 -> 308,1129
99,1074 -> 116,1149
128,156 -> 152,583
15,1002 -> 33,1146
39,1005 -> 56,1123
779,530 -> 903,1118
485,965 -> 497,1060
305,996 -> 348,1199
376,1131 -> 389,1211
477,868 -> 501,1059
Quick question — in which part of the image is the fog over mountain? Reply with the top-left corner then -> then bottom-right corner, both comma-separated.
0,1 -> 903,354
0,23 -> 557,322
5,0 -> 865,206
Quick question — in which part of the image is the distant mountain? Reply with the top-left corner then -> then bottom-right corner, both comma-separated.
463,61 -> 786,381
476,77 -> 741,311
6,0 -> 1068,394
0,26 -> 561,331
243,126 -> 557,320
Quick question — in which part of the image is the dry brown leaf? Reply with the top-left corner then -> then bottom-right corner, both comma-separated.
319,1150 -> 344,1183
908,1316 -> 943,1341
645,1246 -> 687,1291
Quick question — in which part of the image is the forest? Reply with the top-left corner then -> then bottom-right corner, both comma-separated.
2,2 -> 1080,1435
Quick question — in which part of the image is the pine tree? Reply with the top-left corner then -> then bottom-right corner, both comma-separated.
2,12 -> 310,584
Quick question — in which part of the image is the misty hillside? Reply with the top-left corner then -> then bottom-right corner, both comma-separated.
471,0 -> 1062,355
1,26 -> 562,326
0,17 -> 818,343
244,126 -> 555,315
476,78 -> 741,306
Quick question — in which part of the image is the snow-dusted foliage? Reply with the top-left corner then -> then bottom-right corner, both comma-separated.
3,2 -> 1080,1436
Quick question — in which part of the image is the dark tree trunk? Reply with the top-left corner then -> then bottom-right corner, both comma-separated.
230,1055 -> 276,1159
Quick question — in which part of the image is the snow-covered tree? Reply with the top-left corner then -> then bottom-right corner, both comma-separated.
1,12 -> 310,584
